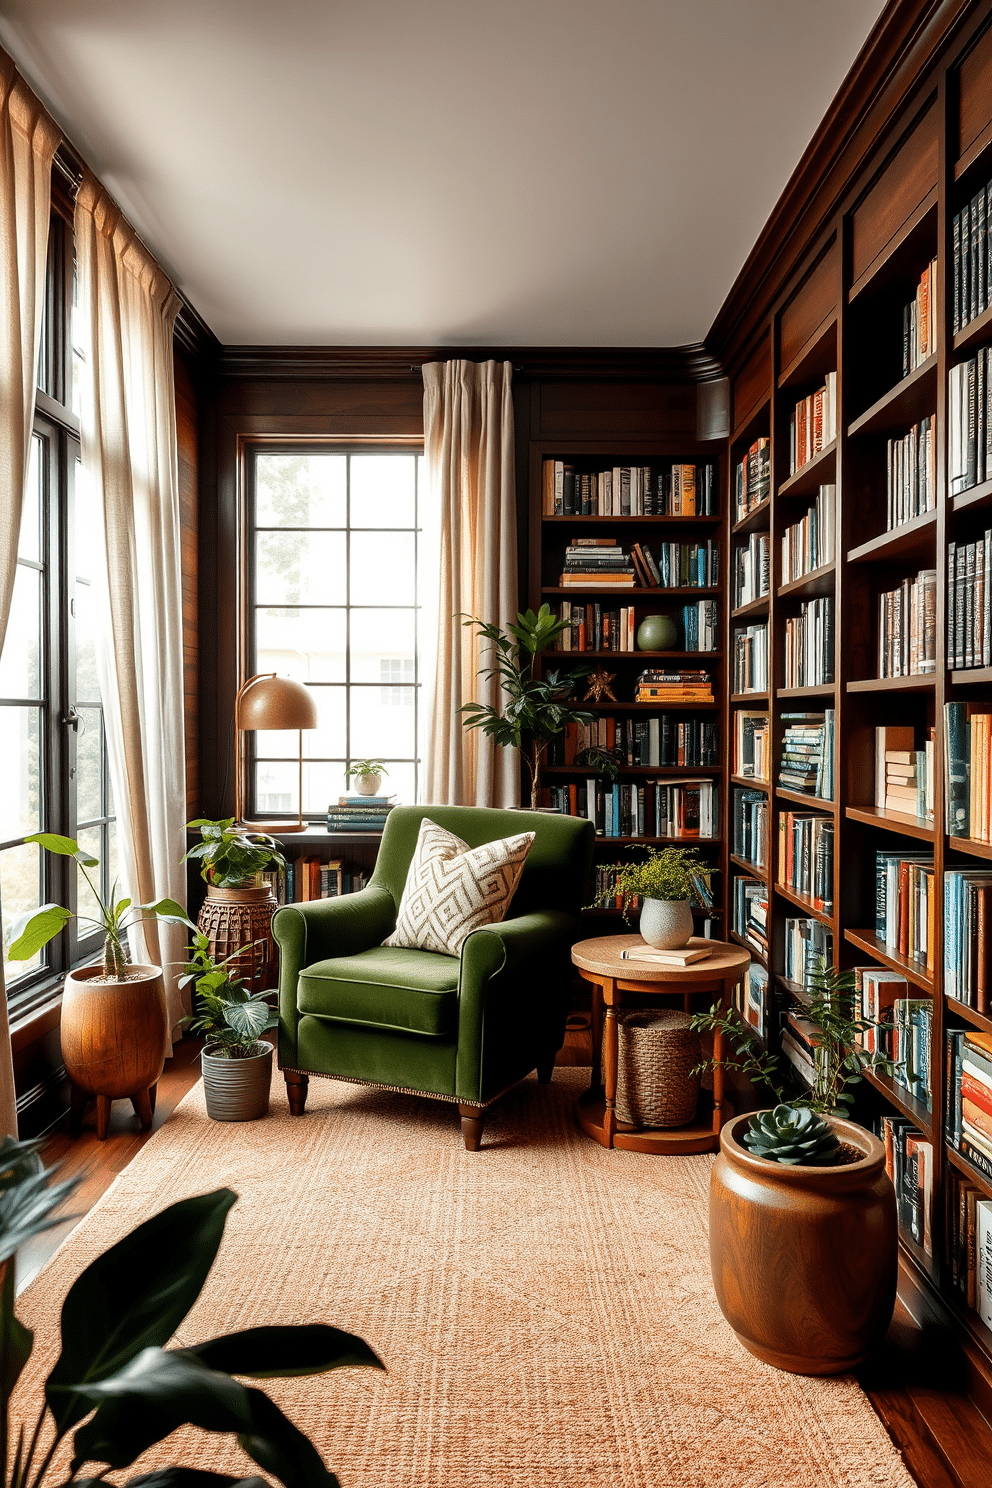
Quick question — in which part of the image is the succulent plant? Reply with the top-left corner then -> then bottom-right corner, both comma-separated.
743,1104 -> 841,1165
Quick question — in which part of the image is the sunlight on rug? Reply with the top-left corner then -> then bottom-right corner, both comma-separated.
13,1067 -> 913,1487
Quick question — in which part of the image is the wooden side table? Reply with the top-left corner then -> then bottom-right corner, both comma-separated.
571,934 -> 750,1155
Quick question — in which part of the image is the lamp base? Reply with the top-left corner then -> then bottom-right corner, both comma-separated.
239,818 -> 307,834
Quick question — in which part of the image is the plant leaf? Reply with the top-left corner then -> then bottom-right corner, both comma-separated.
46,1189 -> 237,1433
84,1474 -> 268,1488
187,1324 -> 385,1379
139,898 -> 193,923
0,1254 -> 33,1399
239,1386 -> 340,1488
7,904 -> 73,960
24,832 -> 81,855
0,1136 -> 78,1264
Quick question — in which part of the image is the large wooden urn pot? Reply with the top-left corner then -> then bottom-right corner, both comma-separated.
709,1113 -> 897,1375
62,964 -> 169,1141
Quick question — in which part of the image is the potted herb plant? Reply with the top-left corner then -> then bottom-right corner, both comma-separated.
181,932 -> 278,1120
344,759 -> 389,797
183,817 -> 287,994
7,833 -> 192,1140
459,605 -> 595,809
588,844 -> 712,949
691,963 -> 900,1376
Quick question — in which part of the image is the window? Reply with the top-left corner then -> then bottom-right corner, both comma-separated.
247,449 -> 425,816
0,214 -> 116,1014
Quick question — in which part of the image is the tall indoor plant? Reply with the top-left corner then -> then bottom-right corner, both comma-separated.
183,819 -> 287,994
8,834 -> 192,1140
458,605 -> 593,809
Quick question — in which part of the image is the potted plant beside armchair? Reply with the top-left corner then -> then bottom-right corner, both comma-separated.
181,931 -> 279,1120
183,817 -> 287,994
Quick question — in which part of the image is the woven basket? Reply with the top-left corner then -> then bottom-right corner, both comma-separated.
615,1009 -> 701,1128
197,885 -> 277,995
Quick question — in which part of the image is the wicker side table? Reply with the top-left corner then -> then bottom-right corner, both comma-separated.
571,934 -> 750,1155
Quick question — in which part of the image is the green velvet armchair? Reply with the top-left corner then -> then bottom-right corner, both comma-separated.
272,804 -> 595,1149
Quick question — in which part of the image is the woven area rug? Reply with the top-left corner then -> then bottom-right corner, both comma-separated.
14,1067 -> 914,1488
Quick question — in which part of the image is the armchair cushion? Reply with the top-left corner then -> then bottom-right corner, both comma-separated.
298,945 -> 460,1037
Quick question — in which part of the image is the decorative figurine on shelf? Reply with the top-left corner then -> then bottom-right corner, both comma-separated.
583,664 -> 617,703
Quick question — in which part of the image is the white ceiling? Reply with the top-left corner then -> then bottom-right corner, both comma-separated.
0,0 -> 886,348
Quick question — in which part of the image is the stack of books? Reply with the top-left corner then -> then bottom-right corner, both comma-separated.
948,350 -> 992,497
559,538 -> 635,588
732,788 -> 767,868
854,966 -> 932,1108
946,1164 -> 992,1325
887,417 -> 935,529
789,372 -> 837,474
778,711 -> 834,799
877,567 -> 937,677
781,485 -> 835,583
944,870 -> 992,1012
947,533 -> 992,669
875,724 -> 933,821
778,812 -> 834,912
733,532 -> 770,608
947,1030 -> 992,1190
635,669 -> 713,703
732,623 -> 768,693
733,877 -> 768,957
876,850 -> 934,968
734,711 -> 769,781
952,182 -> 992,333
880,1116 -> 933,1257
734,437 -> 770,523
541,461 -> 718,516
901,258 -> 937,374
782,595 -> 833,687
554,602 -> 637,651
326,796 -> 395,833
782,917 -> 832,988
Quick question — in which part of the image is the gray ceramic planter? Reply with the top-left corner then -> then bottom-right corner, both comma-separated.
201,1041 -> 273,1121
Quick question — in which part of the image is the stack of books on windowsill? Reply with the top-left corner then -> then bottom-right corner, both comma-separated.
559,538 -> 635,587
634,669 -> 714,703
326,796 -> 396,833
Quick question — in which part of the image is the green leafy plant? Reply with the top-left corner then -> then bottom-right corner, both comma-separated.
343,761 -> 387,784
0,1145 -> 383,1488
7,836 -> 191,983
180,934 -> 278,1059
690,960 -> 901,1120
183,821 -> 286,890
743,1105 -> 841,1165
586,845 -> 713,918
458,606 -> 595,809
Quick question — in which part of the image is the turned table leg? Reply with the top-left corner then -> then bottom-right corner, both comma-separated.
285,1070 -> 308,1116
603,1000 -> 619,1149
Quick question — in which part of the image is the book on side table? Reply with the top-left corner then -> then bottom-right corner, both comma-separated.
620,944 -> 712,965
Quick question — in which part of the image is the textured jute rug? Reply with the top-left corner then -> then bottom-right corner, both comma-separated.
14,1067 -> 914,1487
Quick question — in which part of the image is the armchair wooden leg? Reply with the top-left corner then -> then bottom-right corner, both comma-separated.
458,1103 -> 484,1151
536,1056 -> 555,1084
285,1070 -> 309,1116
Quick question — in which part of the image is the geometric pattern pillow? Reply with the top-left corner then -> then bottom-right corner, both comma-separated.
384,817 -> 535,957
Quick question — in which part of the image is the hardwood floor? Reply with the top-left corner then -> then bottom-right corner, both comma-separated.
19,1020 -> 992,1487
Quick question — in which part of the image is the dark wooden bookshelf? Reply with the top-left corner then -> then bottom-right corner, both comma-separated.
776,440 -> 837,498
845,804 -> 935,842
846,507 -> 938,565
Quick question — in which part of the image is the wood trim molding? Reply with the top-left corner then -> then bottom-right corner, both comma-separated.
174,301 -> 222,366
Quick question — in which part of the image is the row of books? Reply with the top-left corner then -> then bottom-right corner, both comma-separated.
886,416 -> 935,530
876,851 -> 934,969
782,595 -> 834,688
732,622 -> 768,694
781,1010 -> 826,1089
547,780 -> 718,839
853,968 -> 932,1108
679,601 -> 719,653
874,724 -> 934,822
733,710 -> 769,782
637,540 -> 719,590
781,485 -> 835,584
733,876 -> 768,956
734,963 -> 769,1041
778,812 -> 834,912
948,532 -> 992,670
788,372 -> 837,475
734,437 -> 770,523
952,181 -> 992,333
542,461 -> 718,517
782,917 -> 832,988
732,788 -> 768,869
590,861 -> 717,920
558,539 -> 719,591
553,603 -> 637,652
947,1165 -> 992,1327
877,568 -> 937,678
733,531 -> 770,609
325,795 -> 395,833
945,702 -> 992,840
947,1030 -> 992,1194
262,858 -> 371,905
549,715 -> 719,768
634,669 -> 714,703
944,869 -> 992,1013
948,348 -> 992,496
880,1116 -> 933,1259
901,258 -> 937,376
779,710 -> 834,800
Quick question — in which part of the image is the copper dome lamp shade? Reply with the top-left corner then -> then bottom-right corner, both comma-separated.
235,673 -> 318,833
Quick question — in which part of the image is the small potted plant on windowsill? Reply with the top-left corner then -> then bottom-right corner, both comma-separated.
183,817 -> 287,993
345,759 -> 389,797
587,844 -> 713,949
181,931 -> 279,1120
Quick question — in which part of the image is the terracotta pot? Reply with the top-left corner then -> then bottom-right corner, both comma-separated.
709,1112 -> 897,1375
201,1041 -> 273,1121
197,883 -> 278,994
639,896 -> 693,949
61,963 -> 168,1140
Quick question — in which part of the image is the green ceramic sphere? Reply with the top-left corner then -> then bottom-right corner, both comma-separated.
636,614 -> 678,651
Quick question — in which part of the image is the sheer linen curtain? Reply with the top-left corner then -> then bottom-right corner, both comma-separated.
74,171 -> 189,1045
422,360 -> 518,807
0,55 -> 59,1136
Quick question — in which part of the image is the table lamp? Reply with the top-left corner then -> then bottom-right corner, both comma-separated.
235,673 -> 318,832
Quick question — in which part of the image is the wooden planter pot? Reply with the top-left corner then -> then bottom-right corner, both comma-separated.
61,963 -> 168,1141
709,1112 -> 897,1375
197,883 -> 278,994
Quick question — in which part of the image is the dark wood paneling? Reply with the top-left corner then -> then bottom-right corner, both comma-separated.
779,240 -> 838,374
532,380 -> 697,440
851,103 -> 939,286
175,349 -> 200,815
217,345 -> 722,384
958,18 -> 992,159
732,330 -> 771,435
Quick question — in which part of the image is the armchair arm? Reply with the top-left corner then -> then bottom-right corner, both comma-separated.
272,886 -> 396,1066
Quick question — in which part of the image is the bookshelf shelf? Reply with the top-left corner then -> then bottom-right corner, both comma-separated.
947,833 -> 992,861
843,929 -> 934,994
542,513 -> 723,525
950,666 -> 992,685
730,773 -> 768,791
729,927 -> 767,967
594,835 -> 723,847
776,440 -> 837,499
775,683 -> 836,699
580,700 -> 720,712
861,1066 -> 933,1139
773,881 -> 835,925
729,852 -> 765,877
847,356 -> 938,439
951,298 -> 992,355
776,563 -> 835,599
950,476 -> 992,514
846,675 -> 936,693
945,996 -> 992,1036
550,650 -> 717,661
947,1146 -> 992,1204
731,594 -> 769,620
776,787 -> 837,811
542,586 -> 719,598
845,805 -> 935,842
847,186 -> 938,303
774,974 -> 806,1001
847,508 -> 938,565
777,315 -> 837,392
730,691 -> 768,703
544,764 -> 721,777
730,500 -> 770,538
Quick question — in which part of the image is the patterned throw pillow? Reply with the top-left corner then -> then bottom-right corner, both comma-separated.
384,817 -> 535,956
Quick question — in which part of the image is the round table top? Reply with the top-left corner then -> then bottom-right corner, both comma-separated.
570,934 -> 750,982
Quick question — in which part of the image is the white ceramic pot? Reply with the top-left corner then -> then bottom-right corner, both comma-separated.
354,773 -> 382,796
639,897 -> 694,950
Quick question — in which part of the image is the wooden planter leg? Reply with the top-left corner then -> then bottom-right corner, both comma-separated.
285,1070 -> 309,1116
458,1104 -> 484,1151
131,1088 -> 154,1130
